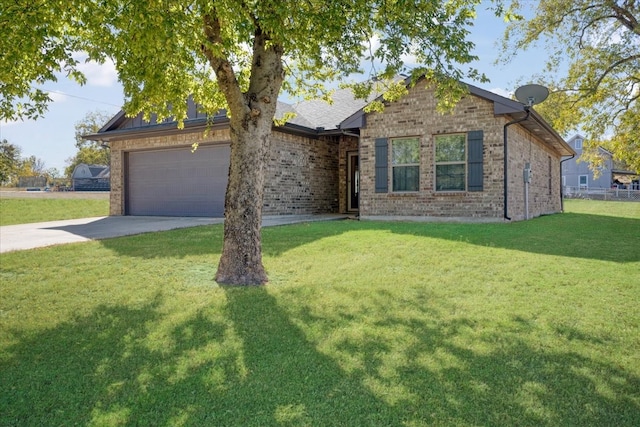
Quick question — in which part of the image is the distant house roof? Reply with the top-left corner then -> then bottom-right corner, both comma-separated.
71,163 -> 110,179
86,77 -> 573,156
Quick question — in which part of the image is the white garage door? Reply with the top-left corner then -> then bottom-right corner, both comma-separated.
126,144 -> 230,217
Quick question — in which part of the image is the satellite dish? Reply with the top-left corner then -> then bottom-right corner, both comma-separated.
515,84 -> 549,107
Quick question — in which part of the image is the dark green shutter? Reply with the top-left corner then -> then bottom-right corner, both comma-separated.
467,130 -> 484,192
375,138 -> 388,193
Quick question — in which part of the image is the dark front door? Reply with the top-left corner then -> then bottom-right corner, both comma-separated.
347,152 -> 359,211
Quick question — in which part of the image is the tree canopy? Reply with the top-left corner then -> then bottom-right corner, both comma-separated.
1,0 -> 492,284
64,110 -> 112,177
0,139 -> 21,184
501,0 -> 640,173
1,0 -> 487,122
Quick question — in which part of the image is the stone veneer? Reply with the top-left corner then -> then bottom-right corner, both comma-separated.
108,127 -> 340,216
359,83 -> 563,221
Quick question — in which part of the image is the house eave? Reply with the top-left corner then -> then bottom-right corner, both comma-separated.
523,111 -> 575,157
85,116 -> 323,142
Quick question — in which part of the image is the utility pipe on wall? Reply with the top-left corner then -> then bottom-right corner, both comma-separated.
503,107 -> 530,221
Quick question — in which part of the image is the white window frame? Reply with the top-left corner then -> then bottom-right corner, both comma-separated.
390,137 -> 420,192
579,175 -> 588,189
434,134 -> 467,192
575,138 -> 583,150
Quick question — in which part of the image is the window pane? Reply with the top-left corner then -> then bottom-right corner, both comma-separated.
392,138 -> 419,165
393,166 -> 419,191
435,135 -> 465,162
436,164 -> 465,191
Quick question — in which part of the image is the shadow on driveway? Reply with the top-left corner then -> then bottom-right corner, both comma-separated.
0,216 -> 223,253
0,215 -> 347,253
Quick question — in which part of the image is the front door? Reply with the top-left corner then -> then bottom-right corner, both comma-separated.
347,152 -> 359,211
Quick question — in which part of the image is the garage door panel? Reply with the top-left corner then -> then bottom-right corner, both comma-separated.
127,145 -> 230,217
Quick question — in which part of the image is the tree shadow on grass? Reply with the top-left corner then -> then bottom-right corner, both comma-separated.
2,286 -> 639,426
405,212 -> 640,263
98,224 -> 225,259
399,321 -> 640,425
287,287 -> 640,426
98,213 -> 639,264
0,290 -> 402,426
97,220 -> 351,260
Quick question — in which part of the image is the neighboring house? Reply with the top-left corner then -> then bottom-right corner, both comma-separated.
71,163 -> 110,191
562,134 -> 613,190
562,134 -> 639,190
87,77 -> 574,221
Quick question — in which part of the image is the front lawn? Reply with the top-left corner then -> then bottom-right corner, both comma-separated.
1,200 -> 638,426
0,197 -> 109,226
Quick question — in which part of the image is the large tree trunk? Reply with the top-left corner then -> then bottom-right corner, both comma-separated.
214,112 -> 272,285
203,13 -> 284,285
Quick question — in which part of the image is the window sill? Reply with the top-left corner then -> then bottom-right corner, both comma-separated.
434,191 -> 467,195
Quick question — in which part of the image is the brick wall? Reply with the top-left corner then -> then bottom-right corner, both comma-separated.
505,124 -> 562,220
108,127 -> 339,216
263,133 -> 339,215
359,83 -> 563,221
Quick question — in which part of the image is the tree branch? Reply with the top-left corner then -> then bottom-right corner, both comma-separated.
245,24 -> 284,117
578,14 -> 618,48
201,11 -> 246,117
609,1 -> 640,35
591,54 -> 640,93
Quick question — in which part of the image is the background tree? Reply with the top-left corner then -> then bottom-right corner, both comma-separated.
0,139 -> 22,185
23,155 -> 47,176
65,110 -> 112,177
0,140 -> 48,186
500,0 -> 640,174
1,0 -> 491,285
45,167 -> 62,184
14,155 -> 47,182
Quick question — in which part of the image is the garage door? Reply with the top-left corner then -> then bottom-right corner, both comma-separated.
126,144 -> 230,217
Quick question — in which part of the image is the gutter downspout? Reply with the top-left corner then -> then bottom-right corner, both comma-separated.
503,107 -> 530,221
560,154 -> 575,212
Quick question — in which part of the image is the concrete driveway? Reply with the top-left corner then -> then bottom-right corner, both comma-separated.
0,214 -> 347,253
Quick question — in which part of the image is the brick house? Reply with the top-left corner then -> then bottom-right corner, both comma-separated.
90,78 -> 574,221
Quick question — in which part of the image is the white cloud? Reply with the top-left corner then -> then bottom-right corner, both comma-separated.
47,91 -> 69,103
489,87 -> 513,99
73,53 -> 118,87
79,58 -> 118,87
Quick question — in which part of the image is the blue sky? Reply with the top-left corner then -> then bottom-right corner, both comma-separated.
0,3 -> 550,172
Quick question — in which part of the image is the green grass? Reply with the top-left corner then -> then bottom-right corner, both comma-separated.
1,200 -> 639,426
0,197 -> 109,225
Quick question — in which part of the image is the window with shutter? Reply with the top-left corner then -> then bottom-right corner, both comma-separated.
391,137 -> 420,192
374,138 -> 388,193
434,130 -> 483,192
435,134 -> 466,191
467,130 -> 483,192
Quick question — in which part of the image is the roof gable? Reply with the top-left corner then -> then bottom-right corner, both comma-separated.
90,77 -> 574,156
